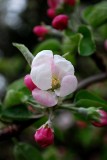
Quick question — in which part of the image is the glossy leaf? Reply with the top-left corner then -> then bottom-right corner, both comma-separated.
1,105 -> 43,121
8,78 -> 24,91
82,1 -> 107,28
14,142 -> 44,160
4,89 -> 28,108
75,90 -> 107,110
33,39 -> 61,55
78,25 -> 96,56
62,33 -> 82,54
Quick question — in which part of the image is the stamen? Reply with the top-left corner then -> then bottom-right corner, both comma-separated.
52,76 -> 60,89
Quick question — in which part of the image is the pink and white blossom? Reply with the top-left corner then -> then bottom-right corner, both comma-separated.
30,50 -> 77,107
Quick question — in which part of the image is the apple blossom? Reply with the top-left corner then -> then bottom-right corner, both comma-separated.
92,110 -> 107,127
52,14 -> 69,30
30,50 -> 77,107
34,124 -> 54,148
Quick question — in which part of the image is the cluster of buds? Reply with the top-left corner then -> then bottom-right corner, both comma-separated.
33,0 -> 77,39
47,0 -> 76,19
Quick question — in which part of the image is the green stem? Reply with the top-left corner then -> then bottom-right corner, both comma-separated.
57,103 -> 78,112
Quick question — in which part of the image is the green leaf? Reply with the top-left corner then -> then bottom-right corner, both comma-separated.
76,127 -> 95,147
43,147 -> 59,160
0,103 -> 2,115
33,39 -> 61,55
75,90 -> 107,104
4,89 -> 28,108
13,43 -> 34,66
82,1 -> 107,28
62,33 -> 82,54
14,142 -> 44,160
75,90 -> 107,110
8,78 -> 24,91
1,105 -> 43,121
78,25 -> 96,56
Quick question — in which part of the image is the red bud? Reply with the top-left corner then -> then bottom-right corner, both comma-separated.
52,14 -> 68,30
34,125 -> 54,148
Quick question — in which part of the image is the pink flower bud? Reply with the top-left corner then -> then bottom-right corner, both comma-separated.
47,8 -> 56,19
34,125 -> 54,148
92,110 -> 107,127
52,14 -> 68,30
24,74 -> 36,91
64,0 -> 76,6
47,0 -> 61,9
33,26 -> 48,38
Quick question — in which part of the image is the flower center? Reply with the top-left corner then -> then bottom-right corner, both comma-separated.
52,76 -> 60,90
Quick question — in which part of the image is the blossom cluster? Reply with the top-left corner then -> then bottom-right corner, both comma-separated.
33,0 -> 77,39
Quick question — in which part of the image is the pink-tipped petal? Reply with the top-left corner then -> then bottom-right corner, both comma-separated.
30,63 -> 52,90
32,88 -> 58,107
55,75 -> 77,97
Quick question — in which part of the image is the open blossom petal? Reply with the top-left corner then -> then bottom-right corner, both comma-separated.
55,75 -> 77,97
32,88 -> 58,107
53,55 -> 74,80
32,50 -> 53,68
30,63 -> 52,90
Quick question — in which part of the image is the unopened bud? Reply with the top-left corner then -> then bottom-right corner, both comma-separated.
24,74 -> 36,91
52,14 -> 68,30
33,26 -> 48,38
92,110 -> 107,127
34,124 -> 54,148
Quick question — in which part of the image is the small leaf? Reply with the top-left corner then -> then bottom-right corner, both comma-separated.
62,33 -> 83,54
8,78 -> 24,91
13,43 -> 34,66
75,90 -> 107,104
14,142 -> 44,160
4,89 -> 28,108
75,90 -> 107,110
43,147 -> 59,160
76,127 -> 95,147
33,39 -> 61,55
82,1 -> 107,28
78,25 -> 96,56
1,105 -> 43,121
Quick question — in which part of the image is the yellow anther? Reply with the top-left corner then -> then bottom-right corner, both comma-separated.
52,77 -> 60,89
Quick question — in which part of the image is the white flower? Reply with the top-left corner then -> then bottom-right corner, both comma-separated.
30,50 -> 77,107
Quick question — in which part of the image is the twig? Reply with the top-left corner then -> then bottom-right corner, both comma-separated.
0,117 -> 43,141
77,72 -> 107,90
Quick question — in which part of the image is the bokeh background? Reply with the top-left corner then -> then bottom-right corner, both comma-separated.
0,0 -> 107,160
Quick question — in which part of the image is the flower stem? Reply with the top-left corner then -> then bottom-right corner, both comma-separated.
56,103 -> 78,112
